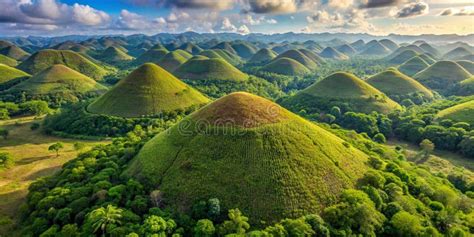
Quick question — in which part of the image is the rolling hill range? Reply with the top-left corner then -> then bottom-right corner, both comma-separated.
4,64 -> 107,102
0,45 -> 30,61
261,57 -> 310,75
88,63 -> 209,117
248,48 -> 277,65
174,56 -> 248,81
0,64 -> 30,90
276,49 -> 319,69
97,46 -> 134,65
126,92 -> 369,223
398,56 -> 430,76
457,60 -> 474,74
157,50 -> 192,72
17,49 -> 111,80
0,54 -> 17,67
281,72 -> 401,114
437,100 -> 474,124
413,61 -> 472,90
366,68 -> 434,101
319,47 -> 348,60
199,49 -> 242,66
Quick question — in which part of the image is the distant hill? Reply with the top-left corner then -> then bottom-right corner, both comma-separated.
350,40 -> 365,51
0,64 -> 30,90
231,42 -> 258,59
413,61 -> 472,90
419,43 -> 440,57
5,64 -> 106,102
336,44 -> 357,55
178,43 -> 203,55
276,49 -> 319,69
174,56 -> 248,81
133,48 -> 169,65
88,63 -> 209,117
457,60 -> 474,74
443,47 -> 471,60
17,49 -> 110,80
282,72 -> 401,114
391,45 -> 424,56
437,100 -> 474,124
97,46 -> 134,65
360,41 -> 391,56
366,68 -> 433,101
298,48 -> 325,65
126,92 -> 370,223
379,39 -> 399,51
0,45 -> 30,61
261,57 -> 310,75
419,53 -> 436,64
0,54 -> 17,67
212,42 -> 238,55
247,48 -> 277,65
157,50 -> 192,72
388,50 -> 419,64
319,47 -> 349,60
398,56 -> 430,76
199,49 -> 242,66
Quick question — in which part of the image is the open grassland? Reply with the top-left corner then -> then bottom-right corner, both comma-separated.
0,116 -> 107,235
437,100 -> 474,124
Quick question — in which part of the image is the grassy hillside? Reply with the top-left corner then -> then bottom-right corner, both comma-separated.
283,72 -> 401,114
0,45 -> 30,61
366,68 -> 434,99
178,43 -> 203,55
388,49 -> 418,64
174,56 -> 248,81
133,48 -> 169,65
437,100 -> 474,124
126,92 -> 369,222
88,63 -> 210,117
0,54 -> 17,67
276,49 -> 318,69
97,46 -> 134,64
212,42 -> 238,55
231,42 -> 258,59
299,48 -> 325,65
454,76 -> 474,95
320,47 -> 349,60
413,61 -> 472,90
248,48 -> 277,64
0,64 -> 30,90
457,60 -> 474,74
379,39 -> 399,51
360,42 -> 391,56
398,56 -> 430,76
419,53 -> 436,64
6,65 -> 107,102
443,47 -> 471,60
157,50 -> 192,72
262,57 -> 310,75
17,49 -> 110,80
336,44 -> 357,55
199,49 -> 242,66
419,43 -> 440,57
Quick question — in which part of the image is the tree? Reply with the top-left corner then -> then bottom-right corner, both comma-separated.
150,190 -> 163,207
86,205 -> 123,236
0,128 -> 9,139
419,139 -> 434,159
73,142 -> 86,151
373,133 -> 386,144
194,219 -> 215,237
0,152 -> 14,168
48,142 -> 64,157
390,211 -> 422,237
219,209 -> 250,235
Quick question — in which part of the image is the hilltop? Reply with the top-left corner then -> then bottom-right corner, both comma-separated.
261,57 -> 310,75
319,47 -> 349,60
157,50 -> 192,72
276,49 -> 318,69
133,47 -> 169,65
419,43 -> 440,57
360,41 -> 391,56
336,44 -> 357,56
174,56 -> 248,81
413,61 -> 472,90
366,68 -> 433,101
126,92 -> 369,222
443,47 -> 471,60
178,43 -> 203,55
0,64 -> 30,90
248,48 -> 277,64
17,49 -> 110,80
0,45 -> 30,61
457,60 -> 474,74
379,39 -> 399,51
212,42 -> 238,55
437,100 -> 474,124
5,65 -> 106,102
282,72 -> 401,114
231,42 -> 258,59
97,46 -> 134,65
88,63 -> 210,117
299,48 -> 325,65
199,49 -> 242,66
388,50 -> 418,64
419,53 -> 436,64
398,56 -> 430,76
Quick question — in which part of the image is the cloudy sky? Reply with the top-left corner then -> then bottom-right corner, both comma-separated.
0,0 -> 473,36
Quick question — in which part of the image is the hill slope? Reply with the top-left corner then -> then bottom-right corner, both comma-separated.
133,48 -> 169,65
0,64 -> 30,89
319,47 -> 349,60
360,42 -> 391,56
437,100 -> 474,124
276,49 -> 318,69
126,92 -> 369,222
398,56 -> 430,76
413,61 -> 472,89
248,48 -> 277,64
157,50 -> 192,72
199,49 -> 242,66
0,45 -> 30,61
262,57 -> 310,75
388,50 -> 418,64
17,50 -> 110,80
88,63 -> 209,117
443,47 -> 471,60
174,56 -> 248,81
457,60 -> 474,74
0,54 -> 17,67
97,46 -> 134,64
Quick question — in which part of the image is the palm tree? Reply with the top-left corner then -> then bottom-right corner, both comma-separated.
88,205 -> 123,236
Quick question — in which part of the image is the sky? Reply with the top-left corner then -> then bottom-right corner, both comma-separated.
0,0 -> 473,37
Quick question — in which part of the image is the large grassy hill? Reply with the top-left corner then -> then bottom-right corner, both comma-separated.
336,44 -> 357,56
199,49 -> 242,66
126,92 -> 370,223
276,49 -> 318,69
261,57 -> 310,75
178,43 -> 203,55
360,42 -> 391,56
174,56 -> 248,81
88,63 -> 210,117
379,39 -> 399,51
457,60 -> 474,74
17,49 -> 110,80
212,42 -> 238,55
231,42 -> 258,59
133,48 -> 169,65
366,68 -> 433,100
282,72 -> 401,114
419,43 -> 440,57
0,54 -> 17,67
398,56 -> 430,76
97,46 -> 134,65
0,45 -> 30,61
437,100 -> 474,124
248,48 -> 277,65
319,47 -> 349,60
0,64 -> 30,90
443,47 -> 471,60
413,61 -> 472,90
157,50 -> 192,72
419,53 -> 436,64
299,48 -> 325,65
388,50 -> 418,64
5,64 -> 106,102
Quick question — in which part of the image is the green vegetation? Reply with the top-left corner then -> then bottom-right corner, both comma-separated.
199,49 -> 242,66
276,49 -> 319,69
388,49 -> 418,64
413,61 -> 472,90
379,39 -> 399,51
0,54 -> 17,67
230,42 -> 257,59
17,49 -> 111,80
398,56 -> 429,76
457,60 -> 474,74
360,42 -> 391,56
299,48 -> 325,65
157,50 -> 192,72
419,43 -> 440,57
0,45 -> 29,61
4,65 -> 107,105
419,53 -> 436,64
133,48 -> 169,65
212,42 -> 238,55
366,68 -> 434,103
319,47 -> 349,60
437,100 -> 474,124
0,64 -> 30,90
97,46 -> 134,65
88,63 -> 210,117
247,48 -> 276,65
174,56 -> 248,81
261,57 -> 310,76
178,43 -> 203,55
335,44 -> 357,56
451,76 -> 474,96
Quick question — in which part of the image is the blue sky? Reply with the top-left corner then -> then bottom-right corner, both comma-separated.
0,0 -> 472,36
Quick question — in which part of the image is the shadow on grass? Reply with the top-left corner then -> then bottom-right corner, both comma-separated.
24,165 -> 61,181
15,155 -> 53,165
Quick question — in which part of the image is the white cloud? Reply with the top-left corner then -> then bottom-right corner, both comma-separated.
238,25 -> 251,34
220,17 -> 238,31
440,7 -> 474,16
394,1 -> 429,18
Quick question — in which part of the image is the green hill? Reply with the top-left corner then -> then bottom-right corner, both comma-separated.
419,43 -> 440,57
248,48 -> 277,64
231,42 -> 258,59
437,100 -> 474,124
275,49 -> 318,69
88,63 -> 209,117
455,76 -> 474,95
126,92 -> 370,222
97,46 -> 134,64
336,44 -> 357,55
320,47 -> 349,60
391,45 -> 424,57
419,53 -> 436,64
6,64 -> 106,102
459,54 -> 474,61
443,47 -> 471,60
413,61 -> 472,90
283,72 -> 401,114
360,41 -> 391,56
388,50 -> 418,64
350,40 -> 365,51
178,43 -> 203,55
157,50 -> 192,72
457,60 -> 474,74
298,48 -> 325,65
0,54 -> 17,67
212,42 -> 238,55
17,49 -> 110,80
366,68 -> 433,100
0,45 -> 30,61
261,57 -> 310,76
133,48 -> 169,65
0,64 -> 30,89
398,56 -> 430,76
199,49 -> 242,66
379,39 -> 399,51
174,56 -> 248,81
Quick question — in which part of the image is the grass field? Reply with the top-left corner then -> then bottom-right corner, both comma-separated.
366,68 -> 433,98
248,48 -> 276,64
0,64 -> 30,85
174,57 -> 248,81
0,116 -> 108,235
437,100 -> 474,124
413,61 -> 472,89
262,57 -> 310,75
398,56 -> 429,76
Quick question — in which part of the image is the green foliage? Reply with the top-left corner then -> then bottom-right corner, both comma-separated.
194,219 -> 215,237
48,142 -> 64,157
0,152 -> 14,168
219,209 -> 250,235
86,205 -> 123,236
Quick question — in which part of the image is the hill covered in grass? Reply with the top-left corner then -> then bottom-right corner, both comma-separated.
126,92 -> 370,222
88,63 -> 209,117
276,49 -> 318,69
336,44 -> 357,55
17,49 -> 110,80
0,45 -> 30,61
413,61 -> 472,90
360,42 -> 391,56
437,100 -> 474,124
443,47 -> 471,60
419,43 -> 440,57
174,56 -> 248,81
0,64 -> 30,90
248,48 -> 277,65
199,49 -> 242,66
0,54 -> 17,67
178,43 -> 203,55
282,72 -> 401,114
319,47 -> 348,60
366,68 -> 434,102
419,53 -> 436,64
133,47 -> 169,65
5,64 -> 106,102
457,60 -> 474,74
388,50 -> 418,64
231,42 -> 257,59
97,46 -> 134,65
261,57 -> 310,75
157,50 -> 192,72
398,56 -> 430,76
